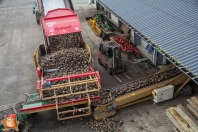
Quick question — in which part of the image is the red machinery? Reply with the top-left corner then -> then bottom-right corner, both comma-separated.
34,0 -> 84,53
42,8 -> 82,37
31,0 -> 102,120
20,67 -> 101,120
115,36 -> 141,58
34,7 -> 92,78
41,8 -> 84,53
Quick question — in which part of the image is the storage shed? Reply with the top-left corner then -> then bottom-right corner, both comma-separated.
90,0 -> 198,84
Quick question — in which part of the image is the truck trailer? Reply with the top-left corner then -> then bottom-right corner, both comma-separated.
33,0 -> 82,54
32,0 -> 102,121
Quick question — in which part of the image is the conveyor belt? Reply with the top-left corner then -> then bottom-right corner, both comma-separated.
92,68 -> 189,120
111,67 -> 181,98
94,67 -> 181,105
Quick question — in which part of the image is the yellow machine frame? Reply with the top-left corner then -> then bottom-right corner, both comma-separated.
87,18 -> 102,36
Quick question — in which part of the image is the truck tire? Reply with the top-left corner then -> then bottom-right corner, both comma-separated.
40,44 -> 46,56
36,13 -> 40,25
184,85 -> 192,96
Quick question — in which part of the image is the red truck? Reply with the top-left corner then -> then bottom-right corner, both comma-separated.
33,0 -> 83,53
30,0 -> 101,120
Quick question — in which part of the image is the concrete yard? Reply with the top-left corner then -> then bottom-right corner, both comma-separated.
0,0 -> 42,111
0,0 -> 197,132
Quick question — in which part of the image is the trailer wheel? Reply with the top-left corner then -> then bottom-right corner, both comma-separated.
40,44 -> 46,56
184,85 -> 192,96
36,13 -> 40,25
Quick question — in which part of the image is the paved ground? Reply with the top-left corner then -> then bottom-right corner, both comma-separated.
0,0 -> 197,132
0,0 -> 42,111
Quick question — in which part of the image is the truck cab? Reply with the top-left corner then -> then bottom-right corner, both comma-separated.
33,1 -> 38,14
33,1 -> 40,24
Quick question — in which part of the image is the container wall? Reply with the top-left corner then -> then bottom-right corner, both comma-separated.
91,0 -> 97,8
110,14 -> 118,26
136,38 -> 153,61
130,30 -> 134,44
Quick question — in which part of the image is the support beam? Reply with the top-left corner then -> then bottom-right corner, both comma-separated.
174,78 -> 190,97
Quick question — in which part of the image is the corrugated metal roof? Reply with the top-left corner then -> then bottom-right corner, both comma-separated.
97,0 -> 198,84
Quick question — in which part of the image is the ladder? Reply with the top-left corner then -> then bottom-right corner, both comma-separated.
55,93 -> 91,120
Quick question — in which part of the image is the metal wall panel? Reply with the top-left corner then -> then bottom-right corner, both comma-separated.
134,32 -> 141,45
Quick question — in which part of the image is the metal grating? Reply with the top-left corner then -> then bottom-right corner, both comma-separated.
97,0 -> 198,84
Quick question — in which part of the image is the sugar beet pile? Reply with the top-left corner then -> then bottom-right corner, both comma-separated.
40,48 -> 90,79
92,68 -> 181,105
39,36 -> 98,103
87,118 -> 124,132
49,34 -> 80,52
